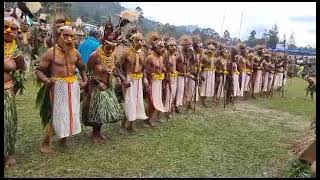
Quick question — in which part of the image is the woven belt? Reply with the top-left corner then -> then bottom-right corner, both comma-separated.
152,73 -> 165,80
129,72 -> 144,80
53,75 -> 78,83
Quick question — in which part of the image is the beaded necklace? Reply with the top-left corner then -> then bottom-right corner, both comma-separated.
97,46 -> 115,73
4,40 -> 17,59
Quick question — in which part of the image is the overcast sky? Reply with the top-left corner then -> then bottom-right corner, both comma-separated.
120,2 -> 316,48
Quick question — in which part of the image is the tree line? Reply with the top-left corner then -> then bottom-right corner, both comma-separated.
5,2 -> 315,53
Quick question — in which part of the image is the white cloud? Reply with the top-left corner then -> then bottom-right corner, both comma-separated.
120,2 -> 316,48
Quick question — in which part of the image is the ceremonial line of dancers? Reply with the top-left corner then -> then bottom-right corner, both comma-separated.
4,8 -> 289,167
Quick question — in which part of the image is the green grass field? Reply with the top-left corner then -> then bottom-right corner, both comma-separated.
5,76 -> 315,177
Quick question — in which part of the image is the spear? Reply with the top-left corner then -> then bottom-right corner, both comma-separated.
281,34 -> 286,98
220,8 -> 227,42
238,9 -> 244,41
216,8 -> 226,107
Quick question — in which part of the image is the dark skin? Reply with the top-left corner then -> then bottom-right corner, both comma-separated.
164,41 -> 179,114
225,52 -> 236,104
4,20 -> 26,168
237,51 -> 247,74
36,28 -> 88,155
165,42 -> 178,74
251,50 -> 264,98
200,45 -> 216,105
175,46 -> 193,112
117,36 -> 146,131
85,43 -> 119,143
306,77 -> 315,100
275,57 -> 284,91
4,21 -> 26,86
246,52 -> 255,97
237,51 -> 248,99
145,41 -> 166,125
214,49 -> 228,101
185,47 -> 201,108
267,56 -> 278,96
18,22 -> 33,47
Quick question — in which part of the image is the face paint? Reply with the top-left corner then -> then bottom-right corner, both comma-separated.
4,20 -> 19,43
57,28 -> 75,50
133,37 -> 143,49
168,43 -> 177,53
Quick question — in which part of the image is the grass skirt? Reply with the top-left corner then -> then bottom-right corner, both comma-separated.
35,84 -> 51,129
85,88 -> 124,125
4,90 -> 18,157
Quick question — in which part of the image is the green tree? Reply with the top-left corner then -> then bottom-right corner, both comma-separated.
267,24 -> 279,49
247,30 -> 257,47
288,32 -> 297,50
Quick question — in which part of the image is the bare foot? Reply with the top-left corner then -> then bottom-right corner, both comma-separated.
40,143 -> 56,155
59,138 -> 68,147
100,134 -> 107,140
5,156 -> 17,168
143,119 -> 155,128
97,133 -> 108,144
91,134 -> 100,144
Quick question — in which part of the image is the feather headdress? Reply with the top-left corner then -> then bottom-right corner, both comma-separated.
119,9 -> 139,22
25,2 -> 42,14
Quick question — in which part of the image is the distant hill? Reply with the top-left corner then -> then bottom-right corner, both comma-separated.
67,2 -> 219,39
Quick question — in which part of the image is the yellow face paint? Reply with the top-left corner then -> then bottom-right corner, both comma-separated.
6,20 -> 13,33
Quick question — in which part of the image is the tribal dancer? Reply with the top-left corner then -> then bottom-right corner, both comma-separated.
117,32 -> 148,131
243,48 -> 254,100
74,17 -> 85,49
261,51 -> 272,97
17,18 -> 33,72
35,14 -> 52,59
200,39 -> 217,106
305,76 -> 316,101
145,32 -> 167,124
4,15 -> 26,168
176,35 -> 194,113
237,43 -> 247,98
36,19 -> 88,154
252,45 -> 265,99
274,53 -> 284,91
164,37 -> 179,116
82,19 -> 124,143
232,52 -> 241,99
184,35 -> 203,109
267,52 -> 277,93
225,47 -> 238,104
282,55 -> 289,86
215,44 -> 228,103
